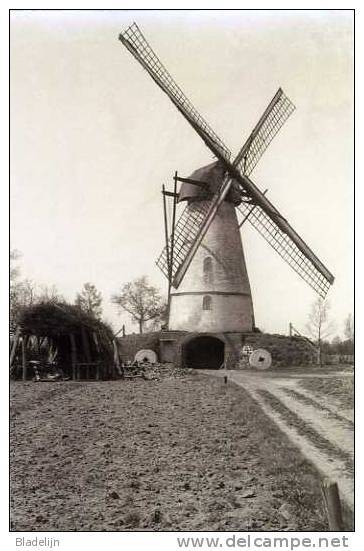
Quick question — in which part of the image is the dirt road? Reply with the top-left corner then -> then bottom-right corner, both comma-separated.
202,369 -> 354,512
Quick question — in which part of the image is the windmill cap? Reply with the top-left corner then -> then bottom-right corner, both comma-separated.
178,160 -> 242,205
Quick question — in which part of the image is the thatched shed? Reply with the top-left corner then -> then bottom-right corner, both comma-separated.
10,301 -> 119,380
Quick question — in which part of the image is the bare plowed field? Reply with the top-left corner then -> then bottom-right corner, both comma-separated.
10,374 -> 328,531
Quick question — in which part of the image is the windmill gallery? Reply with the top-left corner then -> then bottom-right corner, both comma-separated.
116,22 -> 334,371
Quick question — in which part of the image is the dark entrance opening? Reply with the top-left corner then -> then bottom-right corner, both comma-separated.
184,336 -> 224,369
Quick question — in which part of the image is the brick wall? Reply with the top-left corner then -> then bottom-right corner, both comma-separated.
118,330 -> 318,369
117,332 -> 162,363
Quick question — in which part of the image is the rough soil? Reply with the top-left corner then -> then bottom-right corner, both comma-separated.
204,368 -> 354,525
10,373 -> 328,532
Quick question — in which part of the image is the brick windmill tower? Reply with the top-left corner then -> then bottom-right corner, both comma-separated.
118,23 -> 334,365
168,160 -> 255,333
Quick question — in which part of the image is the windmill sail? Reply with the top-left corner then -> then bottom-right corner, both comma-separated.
234,88 -> 295,175
119,22 -> 235,284
237,202 -> 332,298
156,201 -> 211,280
119,23 -> 231,163
232,169 -> 334,280
119,22 -> 334,297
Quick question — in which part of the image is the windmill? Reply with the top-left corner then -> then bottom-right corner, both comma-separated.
118,23 -> 334,335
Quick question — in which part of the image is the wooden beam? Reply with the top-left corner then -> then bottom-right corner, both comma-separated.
93,331 -> 101,353
81,326 -> 92,364
10,326 -> 21,371
113,324 -> 126,338
171,172 -> 178,271
174,176 -> 207,188
21,336 -> 28,381
162,184 -> 171,284
238,189 -> 268,228
166,171 -> 178,325
70,334 -> 77,380
113,339 -> 124,378
321,478 -> 344,531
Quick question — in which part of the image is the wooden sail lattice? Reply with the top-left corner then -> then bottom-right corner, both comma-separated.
235,88 -> 296,176
119,22 -> 335,297
237,202 -> 331,298
156,200 -> 211,280
119,23 -> 231,163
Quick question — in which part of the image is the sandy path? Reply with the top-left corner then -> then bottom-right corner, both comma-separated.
202,370 -> 354,511
264,386 -> 353,458
280,379 -> 354,423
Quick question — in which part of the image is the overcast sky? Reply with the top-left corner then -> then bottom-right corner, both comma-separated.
10,9 -> 353,336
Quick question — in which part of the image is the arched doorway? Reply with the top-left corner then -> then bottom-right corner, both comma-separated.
183,335 -> 225,369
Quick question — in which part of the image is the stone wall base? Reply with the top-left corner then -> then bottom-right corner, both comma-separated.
118,330 -> 317,369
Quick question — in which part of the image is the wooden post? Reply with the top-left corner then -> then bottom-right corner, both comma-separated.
167,172 -> 178,325
96,329 -> 107,379
170,171 -> 178,269
93,331 -> 101,353
162,183 -> 172,329
162,184 -> 171,281
81,327 -> 92,363
70,334 -> 77,380
321,478 -> 344,531
21,336 -> 28,381
113,339 -> 124,378
81,327 -> 92,379
10,326 -> 21,372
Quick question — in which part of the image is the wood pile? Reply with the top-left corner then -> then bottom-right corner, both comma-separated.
123,361 -> 189,381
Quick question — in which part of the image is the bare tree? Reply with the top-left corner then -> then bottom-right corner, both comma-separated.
38,284 -> 64,303
145,302 -> 169,332
331,335 -> 342,350
10,249 -> 64,330
10,249 -> 29,330
10,278 -> 37,331
75,282 -> 103,319
10,249 -> 22,283
344,313 -> 354,342
111,276 -> 166,334
306,298 -> 335,366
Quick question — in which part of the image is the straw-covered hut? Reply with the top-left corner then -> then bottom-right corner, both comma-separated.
10,301 -> 119,380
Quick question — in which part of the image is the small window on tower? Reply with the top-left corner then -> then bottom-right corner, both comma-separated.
203,295 -> 212,311
203,256 -> 213,283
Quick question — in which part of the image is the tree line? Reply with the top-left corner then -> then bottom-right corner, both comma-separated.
10,250 -> 166,334
305,297 -> 354,363
11,249 -> 353,346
